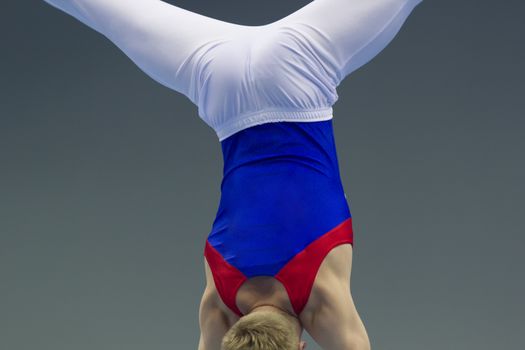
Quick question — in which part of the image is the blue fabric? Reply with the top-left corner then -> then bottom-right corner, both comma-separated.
207,120 -> 351,277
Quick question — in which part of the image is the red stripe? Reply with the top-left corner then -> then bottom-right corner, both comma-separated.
275,217 -> 354,315
204,240 -> 246,317
203,217 -> 354,317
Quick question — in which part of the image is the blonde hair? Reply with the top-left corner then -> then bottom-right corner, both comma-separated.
221,310 -> 298,350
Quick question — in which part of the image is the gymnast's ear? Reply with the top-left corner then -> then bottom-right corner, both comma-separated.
299,340 -> 307,349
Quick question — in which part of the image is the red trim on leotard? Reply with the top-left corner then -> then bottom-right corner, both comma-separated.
204,240 -> 247,317
275,217 -> 354,316
204,217 -> 353,317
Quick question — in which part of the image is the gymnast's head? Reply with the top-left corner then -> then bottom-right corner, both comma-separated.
221,305 -> 307,350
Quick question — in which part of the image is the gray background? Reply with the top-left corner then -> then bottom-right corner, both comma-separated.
1,0 -> 524,349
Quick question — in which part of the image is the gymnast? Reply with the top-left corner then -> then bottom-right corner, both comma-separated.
41,0 -> 424,349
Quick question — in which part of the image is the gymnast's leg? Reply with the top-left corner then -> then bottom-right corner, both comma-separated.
41,0 -> 424,100
270,0 -> 425,84
41,0 -> 243,99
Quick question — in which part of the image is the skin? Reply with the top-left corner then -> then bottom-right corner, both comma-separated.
198,243 -> 371,350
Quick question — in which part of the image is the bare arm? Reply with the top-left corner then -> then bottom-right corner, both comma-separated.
198,287 -> 231,350
306,283 -> 371,350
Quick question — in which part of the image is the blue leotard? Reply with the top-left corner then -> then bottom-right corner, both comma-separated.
204,119 -> 353,316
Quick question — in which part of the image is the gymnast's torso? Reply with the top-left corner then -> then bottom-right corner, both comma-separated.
204,119 -> 354,319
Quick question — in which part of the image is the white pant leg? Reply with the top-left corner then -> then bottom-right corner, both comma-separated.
41,0 -> 243,98
42,0 -> 424,127
270,0 -> 424,84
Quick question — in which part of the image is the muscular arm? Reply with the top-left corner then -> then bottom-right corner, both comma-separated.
306,282 -> 371,350
299,243 -> 371,350
198,287 -> 231,350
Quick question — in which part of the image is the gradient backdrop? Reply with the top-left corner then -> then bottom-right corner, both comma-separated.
1,1 -> 524,349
